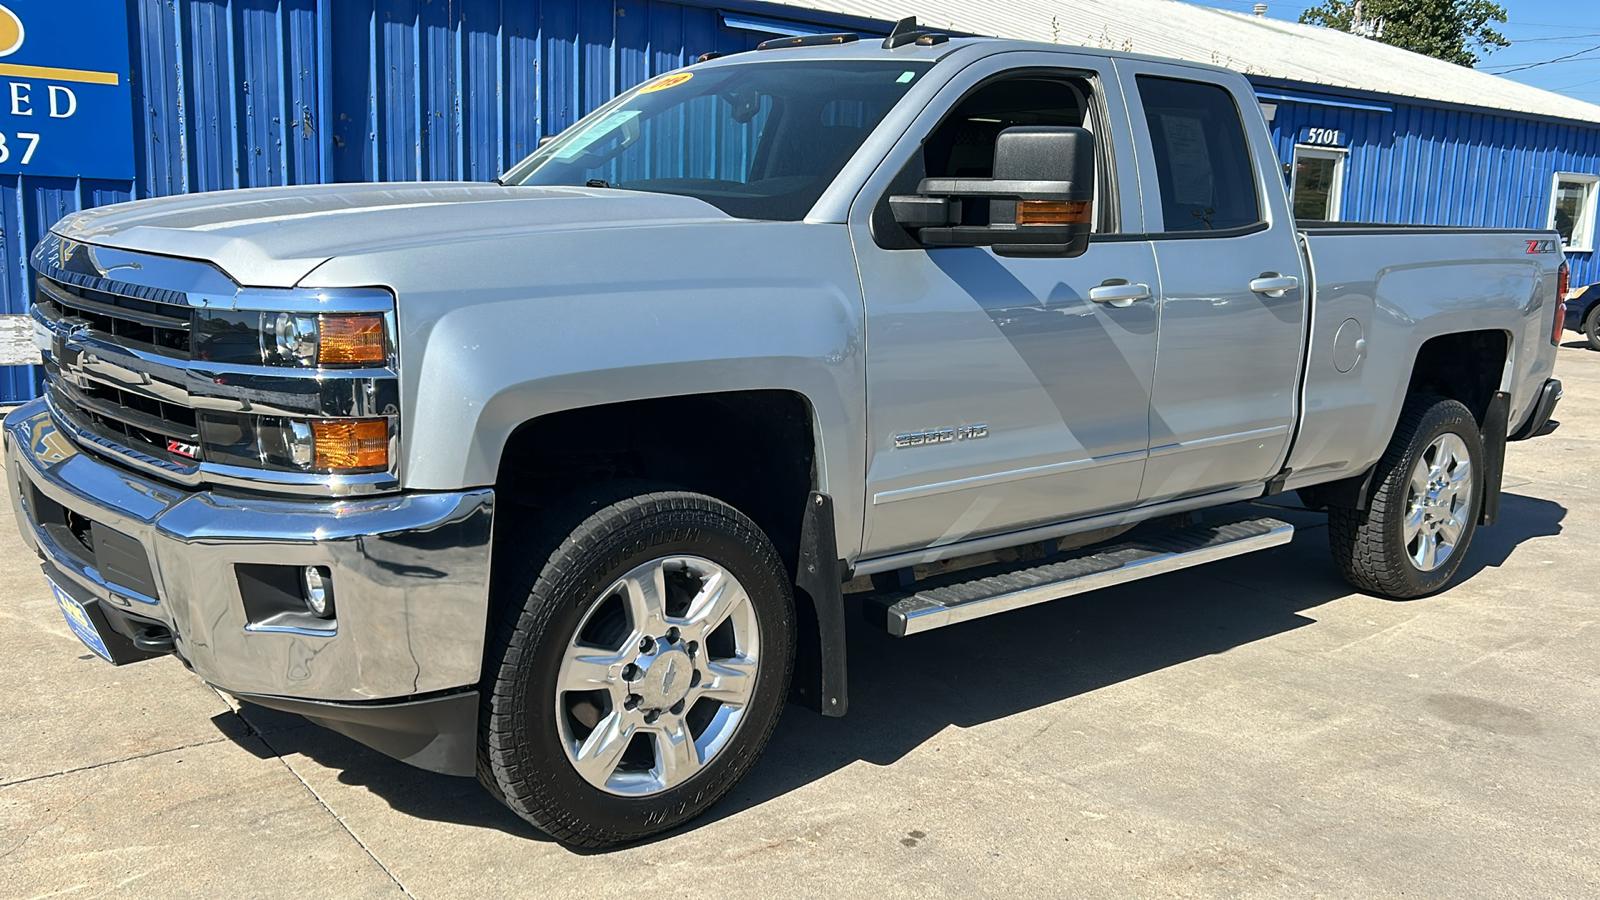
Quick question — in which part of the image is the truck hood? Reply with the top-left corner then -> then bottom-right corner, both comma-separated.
51,182 -> 735,289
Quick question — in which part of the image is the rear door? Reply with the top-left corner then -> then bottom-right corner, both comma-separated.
848,51 -> 1159,558
1116,62 -> 1308,503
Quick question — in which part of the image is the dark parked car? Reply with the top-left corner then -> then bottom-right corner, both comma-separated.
1566,282 -> 1600,350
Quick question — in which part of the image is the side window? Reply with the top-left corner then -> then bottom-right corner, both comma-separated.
1135,76 -> 1261,232
923,76 -> 1107,230
872,72 -> 1114,247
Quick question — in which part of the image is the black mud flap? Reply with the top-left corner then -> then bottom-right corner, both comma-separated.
1479,391 -> 1509,526
792,491 -> 848,717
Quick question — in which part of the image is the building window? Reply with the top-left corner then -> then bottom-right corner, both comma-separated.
1291,145 -> 1346,221
1550,173 -> 1599,252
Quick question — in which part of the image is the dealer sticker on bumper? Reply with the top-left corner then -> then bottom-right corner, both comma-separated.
50,578 -> 111,662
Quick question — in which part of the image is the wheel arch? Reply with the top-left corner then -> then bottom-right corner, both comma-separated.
1403,328 -> 1512,425
1302,329 -> 1511,513
490,389 -> 849,715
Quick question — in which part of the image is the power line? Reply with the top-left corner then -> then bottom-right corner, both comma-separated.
1481,43 -> 1600,73
1502,22 -> 1600,31
1547,75 -> 1600,91
1510,33 -> 1600,44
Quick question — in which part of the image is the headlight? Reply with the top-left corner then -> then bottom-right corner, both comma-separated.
199,311 -> 393,368
200,414 -> 393,475
273,313 -> 319,365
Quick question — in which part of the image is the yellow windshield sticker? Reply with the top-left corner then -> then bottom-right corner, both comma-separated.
639,72 -> 693,94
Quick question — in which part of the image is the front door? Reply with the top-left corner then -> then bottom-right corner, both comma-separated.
849,54 -> 1160,559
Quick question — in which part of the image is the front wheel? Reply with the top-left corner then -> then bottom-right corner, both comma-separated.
1328,395 -> 1482,599
478,485 -> 795,847
1584,305 -> 1600,351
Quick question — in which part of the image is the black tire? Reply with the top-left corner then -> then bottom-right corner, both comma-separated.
1328,395 -> 1483,599
1584,305 -> 1600,351
477,482 -> 795,848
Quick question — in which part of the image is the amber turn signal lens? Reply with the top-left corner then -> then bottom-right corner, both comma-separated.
1016,200 -> 1091,225
311,419 -> 389,471
318,315 -> 387,365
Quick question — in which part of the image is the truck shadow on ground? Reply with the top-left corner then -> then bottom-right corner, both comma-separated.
217,492 -> 1564,848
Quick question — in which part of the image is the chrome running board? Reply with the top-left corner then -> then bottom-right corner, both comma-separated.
864,517 -> 1295,637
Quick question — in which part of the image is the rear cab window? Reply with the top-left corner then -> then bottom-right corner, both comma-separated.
1134,75 -> 1262,233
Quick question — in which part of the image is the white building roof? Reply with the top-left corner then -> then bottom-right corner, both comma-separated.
758,0 -> 1600,126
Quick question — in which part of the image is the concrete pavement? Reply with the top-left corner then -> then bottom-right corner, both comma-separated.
3,344 -> 1597,898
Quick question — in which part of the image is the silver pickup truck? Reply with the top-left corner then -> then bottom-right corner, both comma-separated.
4,27 -> 1567,847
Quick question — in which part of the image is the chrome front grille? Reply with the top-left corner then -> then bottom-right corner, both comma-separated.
39,264 -> 203,464
29,232 -> 402,496
36,269 -> 204,470
47,372 -> 200,466
34,274 -> 192,358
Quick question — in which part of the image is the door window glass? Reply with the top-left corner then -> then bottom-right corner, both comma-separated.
1550,173 -> 1598,251
1135,76 -> 1261,232
1291,145 -> 1346,221
872,72 -> 1115,242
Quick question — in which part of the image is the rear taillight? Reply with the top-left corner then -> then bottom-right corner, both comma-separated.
1554,262 -> 1570,345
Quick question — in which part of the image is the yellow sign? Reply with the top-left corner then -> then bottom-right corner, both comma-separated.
0,5 -> 21,58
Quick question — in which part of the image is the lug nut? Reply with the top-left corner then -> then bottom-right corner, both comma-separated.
644,709 -> 661,724
622,663 -> 641,682
670,699 -> 685,715
666,626 -> 680,643
640,636 -> 655,654
624,694 -> 641,710
687,640 -> 699,658
690,669 -> 702,687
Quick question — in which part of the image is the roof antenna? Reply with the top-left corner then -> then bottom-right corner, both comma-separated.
883,16 -> 919,49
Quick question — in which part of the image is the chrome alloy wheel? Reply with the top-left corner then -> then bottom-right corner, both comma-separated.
555,556 -> 761,796
1403,433 -> 1474,572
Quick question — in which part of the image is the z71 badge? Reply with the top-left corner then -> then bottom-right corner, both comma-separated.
1526,239 -> 1559,254
894,424 -> 988,448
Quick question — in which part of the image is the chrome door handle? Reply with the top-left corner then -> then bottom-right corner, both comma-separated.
1249,274 -> 1299,297
1088,282 -> 1151,308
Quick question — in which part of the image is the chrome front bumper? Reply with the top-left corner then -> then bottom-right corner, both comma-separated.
4,400 -> 494,704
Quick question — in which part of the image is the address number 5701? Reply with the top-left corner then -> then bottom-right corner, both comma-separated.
0,132 -> 42,165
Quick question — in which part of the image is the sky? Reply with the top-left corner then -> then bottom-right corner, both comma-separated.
1184,0 -> 1600,104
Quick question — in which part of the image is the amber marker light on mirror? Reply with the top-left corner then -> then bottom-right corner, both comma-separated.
318,314 -> 388,365
1015,200 -> 1092,225
312,419 -> 389,471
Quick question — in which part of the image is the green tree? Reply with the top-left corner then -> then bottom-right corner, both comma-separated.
1299,0 -> 1510,67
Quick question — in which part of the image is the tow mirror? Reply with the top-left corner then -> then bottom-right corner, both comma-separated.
890,125 -> 1095,258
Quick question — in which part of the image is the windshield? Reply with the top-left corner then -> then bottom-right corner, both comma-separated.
500,60 -> 933,221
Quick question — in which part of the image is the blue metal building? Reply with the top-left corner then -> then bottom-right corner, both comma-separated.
2,0 -> 1598,402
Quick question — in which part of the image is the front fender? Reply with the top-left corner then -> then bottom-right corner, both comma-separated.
300,220 -> 868,558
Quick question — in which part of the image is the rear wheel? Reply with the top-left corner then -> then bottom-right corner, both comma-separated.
1584,305 -> 1600,351
478,485 -> 795,847
1328,396 -> 1482,599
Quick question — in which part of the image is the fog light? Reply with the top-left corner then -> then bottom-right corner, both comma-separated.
303,566 -> 334,618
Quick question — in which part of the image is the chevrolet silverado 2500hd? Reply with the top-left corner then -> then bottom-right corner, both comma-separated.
4,26 -> 1567,847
